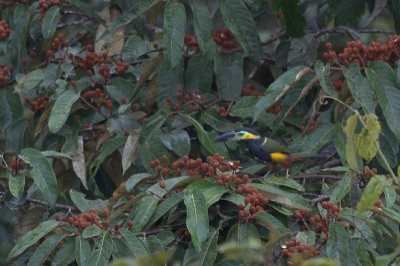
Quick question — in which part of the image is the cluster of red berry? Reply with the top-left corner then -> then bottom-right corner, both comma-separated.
114,60 -> 129,76
79,45 -> 106,69
237,182 -> 269,222
301,117 -> 322,133
267,102 -> 281,116
325,36 -> 400,67
333,80 -> 343,92
83,88 -> 106,100
321,201 -> 342,219
362,166 -> 378,180
26,94 -> 51,112
241,83 -> 265,97
281,237 -> 320,266
58,208 -> 134,234
215,106 -> 228,118
0,64 -> 13,87
211,28 -> 236,49
0,20 -> 11,41
184,34 -> 199,52
38,0 -> 61,21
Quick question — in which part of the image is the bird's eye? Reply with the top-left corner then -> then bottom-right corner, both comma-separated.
237,132 -> 245,137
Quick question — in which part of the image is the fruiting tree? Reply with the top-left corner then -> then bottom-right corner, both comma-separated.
1,0 -> 400,265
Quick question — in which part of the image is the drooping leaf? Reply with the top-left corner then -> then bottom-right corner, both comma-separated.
88,232 -> 112,266
157,59 -> 184,107
357,175 -> 391,214
27,233 -> 66,266
218,0 -> 262,65
9,172 -> 25,199
48,89 -> 80,133
158,129 -> 191,158
315,60 -> 338,97
7,220 -> 59,261
122,129 -> 141,175
52,236 -> 76,265
185,55 -> 213,94
72,136 -> 88,190
343,63 -> 377,114
75,236 -> 91,266
184,188 -> 209,254
119,228 -> 150,257
163,1 -> 185,70
70,0 -> 105,24
132,196 -> 159,233
203,186 -> 229,208
329,172 -> 352,204
273,0 -> 307,38
288,33 -> 319,68
0,87 -> 23,133
214,52 -> 243,100
42,6 -> 60,40
19,148 -> 58,207
189,1 -> 216,62
326,223 -> 350,265
70,189 -> 108,213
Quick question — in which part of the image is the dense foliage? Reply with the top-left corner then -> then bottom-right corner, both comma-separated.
2,0 -> 400,265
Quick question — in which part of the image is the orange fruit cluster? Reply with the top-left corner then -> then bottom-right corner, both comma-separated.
38,0 -> 61,21
241,83 -> 265,97
281,237 -> 320,266
0,20 -> 11,40
10,157 -> 24,171
115,60 -> 129,76
321,201 -> 342,219
236,181 -> 269,220
362,166 -> 378,180
184,34 -> 200,52
0,64 -> 12,87
79,45 -> 106,70
267,102 -> 281,116
211,28 -> 236,49
216,106 -> 228,118
83,88 -> 106,100
374,199 -> 385,209
29,94 -> 51,112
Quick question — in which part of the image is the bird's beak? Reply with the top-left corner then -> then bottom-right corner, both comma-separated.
214,131 -> 239,142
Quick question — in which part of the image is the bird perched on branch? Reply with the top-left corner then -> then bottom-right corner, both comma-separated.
214,127 -> 328,178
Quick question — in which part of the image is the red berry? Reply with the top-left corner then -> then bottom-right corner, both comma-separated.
124,130 -> 129,137
326,42 -> 332,50
73,115 -> 79,121
120,97 -> 126,104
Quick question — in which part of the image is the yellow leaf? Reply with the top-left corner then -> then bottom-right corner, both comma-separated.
344,114 -> 358,138
358,114 -> 380,162
346,135 -> 360,172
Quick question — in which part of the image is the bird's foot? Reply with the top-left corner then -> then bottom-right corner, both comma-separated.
262,171 -> 271,179
285,169 -> 290,178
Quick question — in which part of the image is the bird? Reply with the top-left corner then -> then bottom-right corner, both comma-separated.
214,127 -> 328,178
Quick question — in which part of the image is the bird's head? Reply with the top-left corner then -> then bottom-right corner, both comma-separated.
214,127 -> 261,142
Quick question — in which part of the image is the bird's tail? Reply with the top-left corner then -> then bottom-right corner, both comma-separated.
289,153 -> 328,161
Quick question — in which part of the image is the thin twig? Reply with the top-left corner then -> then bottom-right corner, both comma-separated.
290,174 -> 342,180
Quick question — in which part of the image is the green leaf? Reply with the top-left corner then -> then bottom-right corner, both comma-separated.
253,66 -> 308,121
138,110 -> 167,144
288,33 -> 319,68
20,69 -> 45,91
138,130 -> 171,173
9,172 -> 25,199
99,0 -> 163,40
143,192 -> 184,230
249,183 -> 310,210
41,151 -> 73,160
163,1 -> 185,70
339,209 -> 376,248
279,0 -> 307,37
253,212 -> 291,244
365,61 -> 400,142
185,55 -> 213,94
111,237 -> 133,259
157,59 -> 184,107
185,188 -> 209,254
383,185 -> 396,208
72,136 -> 88,190
42,6 -> 60,40
201,107 -> 241,132
125,173 -> 156,192
193,227 -> 219,265
132,196 -> 159,233
70,189 -> 108,213
43,63 -> 62,88
134,55 -> 164,94
88,232 -> 112,266
19,148 -> 58,207
229,96 -> 259,118
82,226 -> 102,239
334,0 -> 365,27
27,233 -> 65,266
315,60 -> 338,97
343,63 -> 377,114
0,87 -> 23,133
158,130 -> 191,158
119,228 -> 150,257
52,236 -> 76,266
90,136 -> 126,178
218,0 -> 262,65
48,89 -> 80,133
148,175 -> 199,198
203,186 -> 229,208
296,231 -> 316,245
214,52 -> 243,100
329,172 -> 352,204
262,176 -> 304,192
189,1 -> 216,62
357,175 -> 390,214
70,0 -> 105,24
8,16 -> 29,48
7,220 -> 59,261
122,129 -> 141,175
122,35 -> 155,62
5,117 -> 26,152
326,223 -> 349,265
75,236 -> 91,266
226,223 -> 261,247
